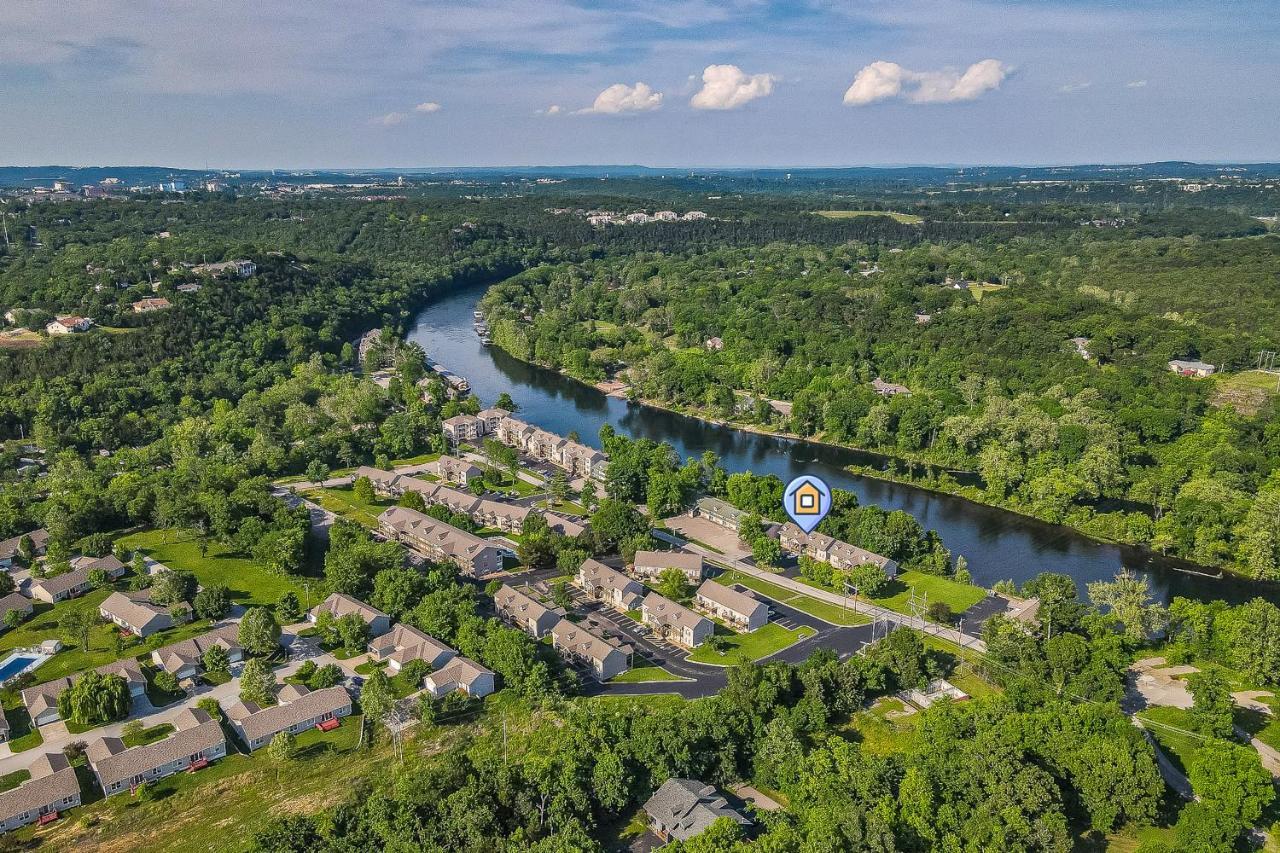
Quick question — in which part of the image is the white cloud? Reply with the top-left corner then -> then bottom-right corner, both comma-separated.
690,64 -> 775,110
414,101 -> 442,113
843,58 -> 1010,106
1127,79 -> 1148,88
372,111 -> 409,126
1059,81 -> 1091,94
577,82 -> 663,114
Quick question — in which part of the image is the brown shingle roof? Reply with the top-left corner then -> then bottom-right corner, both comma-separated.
0,752 -> 78,823
89,708 -> 224,788
230,686 -> 351,744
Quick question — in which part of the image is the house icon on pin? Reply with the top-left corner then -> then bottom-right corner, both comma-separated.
793,480 -> 822,515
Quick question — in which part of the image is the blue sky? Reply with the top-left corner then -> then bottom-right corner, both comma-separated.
1,0 -> 1277,168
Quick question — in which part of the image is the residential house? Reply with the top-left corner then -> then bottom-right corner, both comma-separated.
476,407 -> 510,433
131,297 -> 172,313
778,522 -> 898,578
23,659 -> 146,727
695,580 -> 768,632
689,497 -> 747,532
367,624 -> 455,672
871,377 -> 911,397
575,558 -> 644,610
545,513 -> 588,538
150,623 -> 243,678
0,528 -> 48,568
704,337 -> 724,351
0,593 -> 33,626
378,507 -> 504,577
0,752 -> 81,833
175,282 -> 202,294
88,707 -> 226,797
654,210 -> 679,222
442,414 -> 484,444
494,585 -> 562,638
641,592 -> 714,649
307,593 -> 390,637
100,591 -> 186,638
1069,337 -> 1091,360
191,259 -> 256,278
354,465 -> 402,495
551,618 -> 631,681
431,454 -> 484,486
226,684 -> 352,751
69,554 -> 127,578
643,778 -> 752,843
422,656 -> 495,699
632,550 -> 706,583
1168,359 -> 1217,378
45,316 -> 92,335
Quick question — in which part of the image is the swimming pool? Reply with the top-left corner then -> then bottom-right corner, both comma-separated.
0,652 -> 48,685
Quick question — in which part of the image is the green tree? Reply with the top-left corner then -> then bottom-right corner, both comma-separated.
238,607 -> 282,656
751,536 -> 782,570
59,609 -> 97,651
202,643 -> 231,673
336,612 -> 371,653
3,608 -> 24,630
360,668 -> 395,728
311,663 -> 343,688
352,475 -> 376,505
305,459 -> 330,484
153,670 -> 181,695
1186,739 -> 1275,843
1087,569 -> 1167,642
267,730 -> 298,784
276,590 -> 302,623
193,584 -> 230,620
57,671 -> 130,725
846,563 -> 889,596
150,569 -> 197,606
239,657 -> 276,705
1188,665 -> 1235,738
656,568 -> 691,602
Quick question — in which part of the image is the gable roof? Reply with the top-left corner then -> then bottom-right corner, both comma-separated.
633,550 -> 703,572
378,506 -> 500,564
0,752 -> 79,823
0,529 -> 48,560
551,618 -> 629,664
230,685 -> 351,744
100,591 -> 171,631
494,585 -> 559,626
30,567 -> 92,598
696,580 -> 767,619
368,623 -> 454,666
310,593 -> 387,626
642,592 -> 711,634
0,592 -> 33,615
643,778 -> 750,841
22,658 -> 144,719
578,559 -> 643,598
426,656 -> 492,689
152,623 -> 241,672
89,708 -> 224,788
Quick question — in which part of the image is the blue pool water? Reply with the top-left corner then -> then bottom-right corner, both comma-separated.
0,655 -> 37,683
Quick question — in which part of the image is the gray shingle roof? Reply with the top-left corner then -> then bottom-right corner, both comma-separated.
643,778 -> 750,841
0,752 -> 78,823
230,685 -> 351,744
89,708 -> 224,788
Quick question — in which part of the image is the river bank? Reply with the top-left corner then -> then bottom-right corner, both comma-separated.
407,279 -> 1280,605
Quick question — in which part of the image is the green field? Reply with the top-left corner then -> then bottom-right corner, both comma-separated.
842,697 -> 919,756
814,209 -> 923,224
117,528 -> 312,608
306,486 -> 395,528
611,655 -> 690,683
1136,705 -> 1206,776
687,622 -> 816,666
42,715 -> 370,853
967,282 -> 1008,301
867,571 -> 988,617
717,570 -> 870,626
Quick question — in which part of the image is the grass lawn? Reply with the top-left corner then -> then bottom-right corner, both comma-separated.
1235,704 -> 1280,751
303,486 -> 394,529
922,637 -> 1001,698
842,697 -> 919,756
200,669 -> 232,687
42,714 -> 374,853
117,528 -> 311,608
1136,705 -> 1205,776
718,570 -> 870,627
611,655 -> 690,683
2,699 -> 43,752
123,722 -> 175,748
867,571 -> 987,617
0,768 -> 30,793
145,667 -> 188,708
968,282 -> 1008,301
687,622 -> 817,666
814,209 -> 923,224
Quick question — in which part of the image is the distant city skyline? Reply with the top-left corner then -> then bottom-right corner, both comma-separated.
2,0 -> 1278,169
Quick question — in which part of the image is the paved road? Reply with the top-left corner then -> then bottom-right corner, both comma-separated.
653,530 -> 988,654
272,486 -> 340,540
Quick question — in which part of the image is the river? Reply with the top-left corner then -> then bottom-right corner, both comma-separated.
408,282 -> 1278,606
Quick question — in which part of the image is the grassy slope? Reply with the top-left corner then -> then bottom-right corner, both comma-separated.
687,623 -> 817,666
117,529 -> 310,607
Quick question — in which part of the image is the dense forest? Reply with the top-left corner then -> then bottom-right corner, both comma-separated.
480,232 -> 1280,578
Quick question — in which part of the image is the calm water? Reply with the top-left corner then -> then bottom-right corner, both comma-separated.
408,282 -> 1279,606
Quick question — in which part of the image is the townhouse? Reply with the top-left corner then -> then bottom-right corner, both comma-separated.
550,618 -> 631,681
431,454 -> 484,486
575,558 -> 644,610
494,416 -> 608,481
226,684 -> 352,751
0,752 -> 81,833
0,593 -> 33,625
689,497 -> 747,532
641,592 -> 714,649
422,656 -> 495,699
694,580 -> 768,632
308,593 -> 391,637
99,591 -> 187,638
777,522 -> 899,578
30,554 -> 127,604
0,528 -> 48,568
441,414 -> 485,444
150,623 -> 243,678
378,507 -> 504,577
632,550 -> 706,584
22,659 -> 147,727
493,585 -> 562,638
367,623 -> 456,672
88,707 -> 226,797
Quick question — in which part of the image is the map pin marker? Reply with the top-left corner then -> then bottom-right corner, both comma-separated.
784,475 -> 831,533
